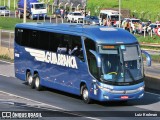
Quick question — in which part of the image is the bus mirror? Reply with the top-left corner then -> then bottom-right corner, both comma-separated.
89,50 -> 101,67
141,50 -> 152,66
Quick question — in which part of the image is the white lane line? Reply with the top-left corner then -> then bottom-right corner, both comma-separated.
0,74 -> 11,78
0,90 -> 66,110
0,60 -> 14,64
145,91 -> 160,96
0,91 -> 101,120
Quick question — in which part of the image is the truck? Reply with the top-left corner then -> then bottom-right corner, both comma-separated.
99,10 -> 121,27
17,0 -> 47,19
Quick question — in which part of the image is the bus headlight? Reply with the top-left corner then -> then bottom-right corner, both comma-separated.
97,85 -> 111,92
138,86 -> 144,91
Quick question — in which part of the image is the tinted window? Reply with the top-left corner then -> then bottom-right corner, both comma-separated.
15,27 -> 84,61
74,13 -> 82,16
90,16 -> 98,20
84,38 -> 98,78
15,28 -> 22,45
38,31 -> 49,50
84,38 -> 96,52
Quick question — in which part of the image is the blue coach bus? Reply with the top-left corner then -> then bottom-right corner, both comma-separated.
14,23 -> 151,103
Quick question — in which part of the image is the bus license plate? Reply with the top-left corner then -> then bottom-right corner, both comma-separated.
121,96 -> 128,99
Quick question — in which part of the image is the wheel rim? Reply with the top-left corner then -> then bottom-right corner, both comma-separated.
83,88 -> 89,101
28,75 -> 33,85
35,77 -> 40,88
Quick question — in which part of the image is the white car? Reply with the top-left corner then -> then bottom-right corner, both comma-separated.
67,11 -> 84,23
147,23 -> 160,33
129,18 -> 141,31
0,6 -> 10,16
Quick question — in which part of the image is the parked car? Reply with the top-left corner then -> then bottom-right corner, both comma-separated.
0,6 -> 10,16
129,18 -> 141,31
84,16 -> 100,25
147,23 -> 160,33
67,11 -> 84,23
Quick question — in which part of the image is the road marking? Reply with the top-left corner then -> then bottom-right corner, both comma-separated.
145,91 -> 160,96
0,60 -> 14,64
0,74 -> 11,78
0,90 -> 101,120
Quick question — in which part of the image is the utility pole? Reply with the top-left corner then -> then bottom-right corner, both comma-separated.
23,0 -> 27,23
119,0 -> 121,28
4,0 -> 5,6
85,0 -> 87,16
8,0 -> 11,9
14,0 -> 16,9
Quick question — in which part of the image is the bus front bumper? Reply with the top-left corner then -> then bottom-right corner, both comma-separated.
32,14 -> 47,18
91,82 -> 145,101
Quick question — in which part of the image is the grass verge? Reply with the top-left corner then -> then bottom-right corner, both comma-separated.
150,55 -> 160,63
0,54 -> 14,62
141,46 -> 160,50
143,54 -> 160,63
135,34 -> 160,44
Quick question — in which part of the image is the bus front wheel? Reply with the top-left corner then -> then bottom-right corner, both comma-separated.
81,85 -> 91,104
34,74 -> 42,91
26,72 -> 34,89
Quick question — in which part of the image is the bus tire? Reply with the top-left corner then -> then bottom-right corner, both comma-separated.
34,74 -> 42,91
81,85 -> 91,104
26,72 -> 34,89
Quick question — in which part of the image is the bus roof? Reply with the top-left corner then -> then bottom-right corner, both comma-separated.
15,22 -> 138,44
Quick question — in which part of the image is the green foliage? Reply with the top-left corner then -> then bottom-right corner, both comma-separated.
141,45 -> 160,50
87,0 -> 160,22
0,17 -> 23,30
0,17 -> 38,30
135,35 -> 160,44
142,54 -> 160,63
1,0 -> 160,22
151,55 -> 160,63
0,54 -> 12,61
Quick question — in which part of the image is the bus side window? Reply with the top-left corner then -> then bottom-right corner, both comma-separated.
27,30 -> 38,49
84,38 -> 98,78
15,28 -> 22,45
15,28 -> 30,47
38,31 -> 49,51
49,33 -> 59,52
57,34 -> 68,54
57,44 -> 67,54
70,36 -> 84,62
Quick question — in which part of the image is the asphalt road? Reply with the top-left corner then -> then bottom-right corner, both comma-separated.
144,62 -> 160,79
0,60 -> 159,120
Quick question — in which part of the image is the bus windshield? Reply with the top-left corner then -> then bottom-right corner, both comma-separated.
35,4 -> 46,9
99,45 -> 143,85
110,15 -> 119,21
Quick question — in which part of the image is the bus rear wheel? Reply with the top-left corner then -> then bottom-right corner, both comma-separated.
81,85 -> 91,104
34,74 -> 42,91
26,72 -> 34,89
